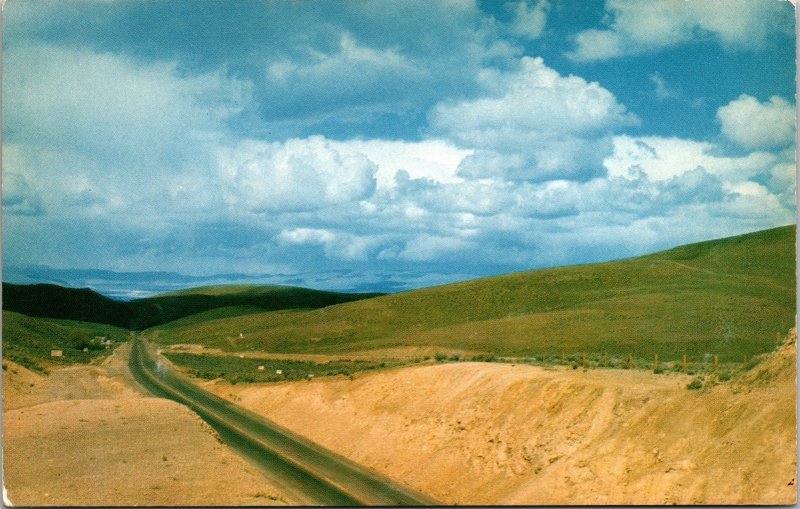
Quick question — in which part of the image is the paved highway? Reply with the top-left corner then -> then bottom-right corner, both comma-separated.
128,335 -> 438,506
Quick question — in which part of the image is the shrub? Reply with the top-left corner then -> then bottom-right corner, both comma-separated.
76,337 -> 103,351
686,377 -> 703,390
434,353 -> 447,362
743,356 -> 761,371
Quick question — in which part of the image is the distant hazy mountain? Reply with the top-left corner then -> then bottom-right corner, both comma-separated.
2,265 -> 483,299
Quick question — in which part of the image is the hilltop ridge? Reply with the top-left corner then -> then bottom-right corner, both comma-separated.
148,225 -> 796,363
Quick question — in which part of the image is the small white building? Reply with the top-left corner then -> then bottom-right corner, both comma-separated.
276,369 -> 283,375
257,365 -> 265,371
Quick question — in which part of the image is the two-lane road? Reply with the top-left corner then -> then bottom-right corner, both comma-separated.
128,335 -> 438,506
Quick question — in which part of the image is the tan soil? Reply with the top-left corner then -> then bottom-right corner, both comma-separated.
2,345 -> 299,506
203,331 -> 798,505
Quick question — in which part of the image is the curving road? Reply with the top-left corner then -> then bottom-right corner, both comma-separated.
128,335 -> 438,506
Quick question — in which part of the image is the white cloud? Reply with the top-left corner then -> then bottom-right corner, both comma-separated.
276,227 -> 379,261
429,56 -> 637,181
717,94 -> 796,149
509,0 -> 549,40
568,0 -> 793,61
326,138 -> 471,189
432,57 -> 636,138
713,181 -> 791,221
267,32 -> 419,86
216,136 -> 378,212
3,43 -> 250,167
650,73 -> 678,101
605,135 -> 777,183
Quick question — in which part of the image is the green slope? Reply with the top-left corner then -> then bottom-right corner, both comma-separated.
129,285 -> 383,329
2,283 -> 134,328
2,282 -> 383,330
147,225 -> 796,363
2,310 -> 130,372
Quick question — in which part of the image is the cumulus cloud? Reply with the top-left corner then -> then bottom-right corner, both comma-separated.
216,136 -> 378,212
430,56 -> 637,181
605,135 -> 778,182
433,57 -> 636,137
508,0 -> 549,40
325,138 -> 470,189
568,0 -> 793,62
717,94 -> 796,150
276,228 -> 380,261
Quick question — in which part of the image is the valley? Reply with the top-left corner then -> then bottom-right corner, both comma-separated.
2,225 -> 796,505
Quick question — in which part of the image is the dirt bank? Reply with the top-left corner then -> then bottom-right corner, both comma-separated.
203,332 -> 797,505
2,345 -> 298,506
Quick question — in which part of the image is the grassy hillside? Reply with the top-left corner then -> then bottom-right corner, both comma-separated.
2,283 -> 383,330
2,311 -> 130,372
128,285 -> 383,329
147,225 -> 796,363
2,283 -> 134,328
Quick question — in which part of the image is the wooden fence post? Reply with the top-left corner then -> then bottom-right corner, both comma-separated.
626,354 -> 632,369
713,355 -> 718,372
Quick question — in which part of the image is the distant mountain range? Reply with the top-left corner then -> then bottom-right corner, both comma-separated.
2,265 -> 484,299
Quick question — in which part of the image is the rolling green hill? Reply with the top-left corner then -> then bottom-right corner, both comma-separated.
2,283 -> 134,328
128,285 -> 383,329
147,225 -> 796,363
2,310 -> 130,372
2,283 -> 383,330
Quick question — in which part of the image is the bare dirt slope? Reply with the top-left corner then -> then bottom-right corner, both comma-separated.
203,331 -> 797,505
3,345 -> 298,506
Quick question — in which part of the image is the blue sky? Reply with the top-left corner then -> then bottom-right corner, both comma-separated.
3,0 -> 797,295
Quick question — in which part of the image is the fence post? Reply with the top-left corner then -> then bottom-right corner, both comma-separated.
626,354 -> 632,369
713,355 -> 718,372
581,352 -> 586,369
561,351 -> 565,364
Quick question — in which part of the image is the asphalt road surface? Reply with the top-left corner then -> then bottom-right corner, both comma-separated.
128,335 -> 438,506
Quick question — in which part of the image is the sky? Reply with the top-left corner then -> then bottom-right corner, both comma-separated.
2,0 -> 797,296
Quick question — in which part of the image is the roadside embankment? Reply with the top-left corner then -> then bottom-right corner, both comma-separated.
2,344 -> 298,506
203,330 -> 797,505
